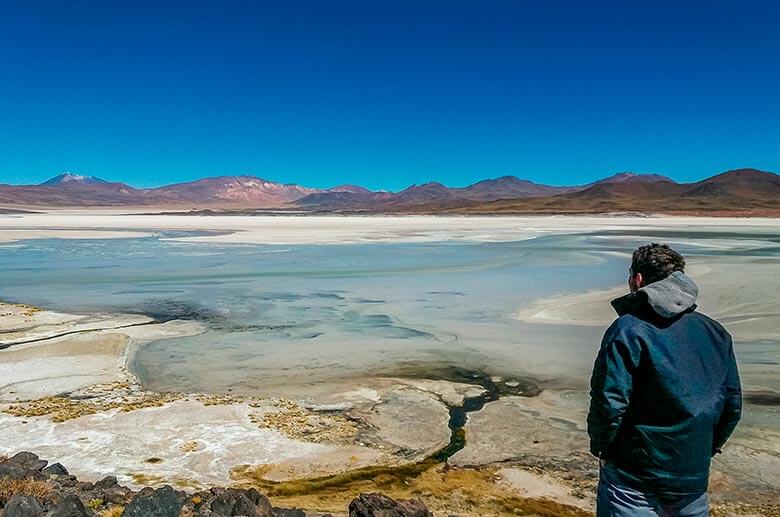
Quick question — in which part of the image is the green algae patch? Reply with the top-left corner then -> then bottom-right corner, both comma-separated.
232,463 -> 592,516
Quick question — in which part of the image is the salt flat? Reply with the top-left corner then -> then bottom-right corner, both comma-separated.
2,209 -> 779,244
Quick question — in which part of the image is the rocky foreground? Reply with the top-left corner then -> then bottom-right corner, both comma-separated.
0,452 -> 431,517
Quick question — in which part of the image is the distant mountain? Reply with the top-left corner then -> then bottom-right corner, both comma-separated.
296,176 -> 574,211
149,176 -> 317,207
589,172 -> 674,185
1,174 -> 317,208
0,179 -> 141,207
327,184 -> 373,194
406,168 -> 779,216
39,173 -> 108,186
295,190 -> 384,210
391,182 -> 455,203
693,168 -> 780,196
0,169 -> 777,215
462,176 -> 574,200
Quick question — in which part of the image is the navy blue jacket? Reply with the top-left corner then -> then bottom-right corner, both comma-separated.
588,272 -> 742,495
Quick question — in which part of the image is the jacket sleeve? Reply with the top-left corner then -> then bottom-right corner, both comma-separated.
712,337 -> 742,454
587,321 -> 640,458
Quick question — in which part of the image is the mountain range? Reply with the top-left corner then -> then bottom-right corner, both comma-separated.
0,169 -> 778,216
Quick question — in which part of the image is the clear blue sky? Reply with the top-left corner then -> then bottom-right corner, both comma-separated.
1,1 -> 779,190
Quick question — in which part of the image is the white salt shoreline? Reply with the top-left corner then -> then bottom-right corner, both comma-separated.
1,210 -> 779,245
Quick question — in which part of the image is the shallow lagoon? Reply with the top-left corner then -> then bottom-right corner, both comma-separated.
1,228 -> 777,399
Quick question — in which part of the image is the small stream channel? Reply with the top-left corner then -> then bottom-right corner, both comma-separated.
423,367 -> 541,462
246,367 -> 543,497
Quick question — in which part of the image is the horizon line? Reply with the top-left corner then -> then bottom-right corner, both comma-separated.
2,166 -> 774,192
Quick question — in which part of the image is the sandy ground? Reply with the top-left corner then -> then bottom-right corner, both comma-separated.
2,210 -> 779,245
498,466 -> 594,511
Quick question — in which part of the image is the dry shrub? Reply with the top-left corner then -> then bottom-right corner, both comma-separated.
0,477 -> 54,505
99,506 -> 125,517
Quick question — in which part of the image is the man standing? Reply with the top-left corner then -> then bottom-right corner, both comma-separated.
588,243 -> 742,516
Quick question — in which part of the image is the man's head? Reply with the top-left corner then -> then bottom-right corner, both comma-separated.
629,243 -> 686,292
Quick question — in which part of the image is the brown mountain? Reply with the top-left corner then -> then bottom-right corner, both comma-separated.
0,169 -> 777,215
588,172 -> 673,185
391,182 -> 455,203
404,169 -> 779,216
391,176 -> 575,203
0,180 -> 142,207
690,168 -> 780,197
461,176 -> 574,200
294,181 -> 463,211
327,184 -> 373,194
40,172 -> 108,186
0,174 -> 317,208
294,190 -> 392,210
147,176 -> 316,207
295,175 -> 576,210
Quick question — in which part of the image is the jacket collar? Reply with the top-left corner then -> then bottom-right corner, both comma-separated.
611,271 -> 699,319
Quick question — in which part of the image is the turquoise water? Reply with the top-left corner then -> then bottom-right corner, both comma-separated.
1,229 -> 778,397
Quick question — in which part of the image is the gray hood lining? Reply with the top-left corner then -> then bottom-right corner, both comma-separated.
639,271 -> 699,318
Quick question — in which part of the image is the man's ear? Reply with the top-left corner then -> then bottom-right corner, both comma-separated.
634,272 -> 644,289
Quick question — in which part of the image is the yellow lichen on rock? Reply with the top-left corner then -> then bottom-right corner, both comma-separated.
98,506 -> 125,517
253,399 -> 358,444
179,441 -> 200,453
194,393 -> 248,406
2,390 -> 183,422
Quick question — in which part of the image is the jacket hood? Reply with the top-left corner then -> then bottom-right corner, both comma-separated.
612,271 -> 699,319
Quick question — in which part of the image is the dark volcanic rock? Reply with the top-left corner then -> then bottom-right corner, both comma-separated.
42,463 -> 69,476
349,493 -> 432,517
101,486 -> 132,504
5,451 -> 48,471
207,487 -> 272,516
241,487 -> 272,512
210,490 -> 258,516
123,485 -> 182,517
0,452 -> 431,517
49,493 -> 91,517
94,475 -> 118,490
76,481 -> 94,491
4,493 -> 45,517
54,475 -> 79,488
0,462 -> 43,480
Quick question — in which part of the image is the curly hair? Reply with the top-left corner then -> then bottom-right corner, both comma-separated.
631,243 -> 686,285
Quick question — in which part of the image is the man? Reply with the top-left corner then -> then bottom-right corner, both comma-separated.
588,243 -> 742,517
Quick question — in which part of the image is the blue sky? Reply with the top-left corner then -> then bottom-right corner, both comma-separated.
1,1 -> 779,190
